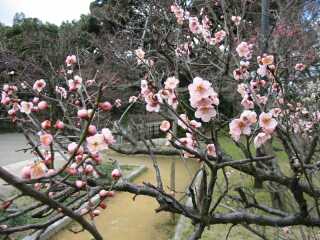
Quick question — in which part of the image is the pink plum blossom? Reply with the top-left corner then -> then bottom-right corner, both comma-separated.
30,162 -> 47,179
67,142 -> 84,155
260,55 -> 274,65
295,63 -> 306,71
231,16 -> 241,26
65,55 -> 77,66
140,80 -> 151,98
115,99 -> 122,108
33,79 -> 46,92
101,128 -> 115,145
229,118 -> 252,141
254,132 -> 271,148
55,86 -> 67,99
188,77 -> 215,102
20,101 -> 33,114
68,75 -> 82,91
270,108 -> 282,118
145,93 -> 161,112
86,134 -> 108,154
237,83 -> 248,97
233,68 -> 249,81
189,17 -> 202,34
170,4 -> 185,25
177,133 -> 195,158
1,92 -> 10,105
214,30 -> 226,44
257,64 -> 267,77
164,76 -> 179,90
259,112 -> 278,133
195,106 -> 217,122
40,133 -> 53,147
160,120 -> 171,132
236,42 -> 251,58
240,110 -> 257,124
241,96 -> 254,109
129,96 -> 138,103
190,120 -> 202,129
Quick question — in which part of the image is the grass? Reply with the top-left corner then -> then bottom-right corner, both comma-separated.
180,136 -> 320,240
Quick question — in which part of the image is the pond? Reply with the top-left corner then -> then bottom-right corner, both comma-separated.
52,151 -> 199,240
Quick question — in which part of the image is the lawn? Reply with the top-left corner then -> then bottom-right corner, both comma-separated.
180,136 -> 320,240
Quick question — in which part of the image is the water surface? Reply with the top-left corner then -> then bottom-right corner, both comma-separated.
52,151 -> 199,240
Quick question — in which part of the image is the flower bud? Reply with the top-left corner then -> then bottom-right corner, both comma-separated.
38,101 -> 48,110
111,169 -> 122,180
99,101 -> 112,112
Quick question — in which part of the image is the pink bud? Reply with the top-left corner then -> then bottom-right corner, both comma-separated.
32,97 -> 40,104
68,142 -> 84,155
38,101 -> 48,110
77,109 -> 89,120
106,191 -> 115,197
99,101 -> 112,112
55,120 -> 64,130
34,183 -> 42,191
92,209 -> 101,216
111,169 -> 122,180
99,190 -> 108,198
75,180 -> 85,189
114,99 -> 122,108
41,120 -> 51,130
65,55 -> 77,66
88,125 -> 97,135
75,154 -> 83,162
85,165 -> 94,174
92,153 -> 102,164
160,120 -> 171,132
21,166 -> 31,179
49,192 -> 55,198
40,133 -> 53,147
78,166 -> 84,173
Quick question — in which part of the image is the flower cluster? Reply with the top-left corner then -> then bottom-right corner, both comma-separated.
140,76 -> 180,112
171,4 -> 226,46
188,77 -> 219,122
